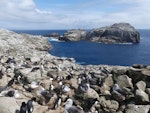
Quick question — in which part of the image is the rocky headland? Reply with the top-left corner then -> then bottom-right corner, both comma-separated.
0,28 -> 149,113
45,23 -> 140,44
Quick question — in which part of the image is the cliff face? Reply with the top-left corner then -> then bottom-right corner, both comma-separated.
87,23 -> 140,43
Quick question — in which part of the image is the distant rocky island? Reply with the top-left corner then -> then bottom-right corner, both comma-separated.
44,23 -> 140,44
0,27 -> 149,113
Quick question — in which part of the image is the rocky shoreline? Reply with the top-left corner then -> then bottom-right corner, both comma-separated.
0,28 -> 150,113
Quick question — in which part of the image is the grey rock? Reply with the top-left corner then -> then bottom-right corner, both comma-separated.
115,75 -> 133,89
87,23 -> 140,43
125,105 -> 150,113
99,96 -> 119,112
0,97 -> 20,113
135,89 -> 149,104
135,81 -> 146,91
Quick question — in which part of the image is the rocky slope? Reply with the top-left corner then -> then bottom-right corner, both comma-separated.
0,28 -> 149,113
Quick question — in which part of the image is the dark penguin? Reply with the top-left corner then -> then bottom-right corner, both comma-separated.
20,102 -> 27,113
27,97 -> 36,113
7,78 -> 14,88
40,90 -> 53,103
15,110 -> 20,113
5,90 -> 15,97
53,95 -> 62,109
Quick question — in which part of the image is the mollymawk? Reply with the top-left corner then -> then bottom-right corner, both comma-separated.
64,98 -> 84,113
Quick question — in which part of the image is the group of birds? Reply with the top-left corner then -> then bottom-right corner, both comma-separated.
16,97 -> 36,113
0,55 -> 135,113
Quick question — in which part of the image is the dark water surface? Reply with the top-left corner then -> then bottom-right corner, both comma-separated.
13,29 -> 150,66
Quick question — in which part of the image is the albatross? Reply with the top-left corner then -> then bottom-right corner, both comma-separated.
64,98 -> 84,113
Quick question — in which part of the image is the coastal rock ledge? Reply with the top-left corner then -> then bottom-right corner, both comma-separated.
58,23 -> 140,43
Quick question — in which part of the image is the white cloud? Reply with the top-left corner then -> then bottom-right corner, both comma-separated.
0,0 -> 150,29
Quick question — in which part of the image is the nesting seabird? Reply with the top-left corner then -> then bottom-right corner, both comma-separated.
0,88 -> 8,96
7,78 -> 14,87
64,98 -> 84,113
20,102 -> 27,113
30,81 -> 39,89
27,97 -> 36,113
53,95 -> 62,109
40,90 -> 53,103
79,81 -> 90,93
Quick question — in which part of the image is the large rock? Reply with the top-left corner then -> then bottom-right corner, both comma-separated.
87,23 -> 140,43
60,29 -> 87,41
125,105 -> 150,113
0,97 -> 20,113
135,89 -> 149,104
115,75 -> 133,88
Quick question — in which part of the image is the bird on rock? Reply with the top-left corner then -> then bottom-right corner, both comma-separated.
64,98 -> 84,113
20,102 -> 27,113
27,97 -> 36,113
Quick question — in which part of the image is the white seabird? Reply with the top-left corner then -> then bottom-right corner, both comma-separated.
65,98 -> 84,113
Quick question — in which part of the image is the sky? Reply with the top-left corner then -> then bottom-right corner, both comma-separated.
0,0 -> 150,29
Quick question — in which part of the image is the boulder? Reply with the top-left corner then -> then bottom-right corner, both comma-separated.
99,96 -> 119,112
135,89 -> 149,104
60,29 -> 87,41
87,23 -> 140,43
0,97 -> 20,113
115,75 -> 133,88
125,105 -> 150,113
135,81 -> 146,91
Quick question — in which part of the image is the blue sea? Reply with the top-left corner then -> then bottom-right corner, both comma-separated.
13,29 -> 150,66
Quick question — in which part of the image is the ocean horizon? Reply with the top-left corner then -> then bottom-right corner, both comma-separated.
13,29 -> 150,66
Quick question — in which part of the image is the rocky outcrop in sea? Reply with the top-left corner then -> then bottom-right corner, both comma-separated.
47,23 -> 140,44
87,23 -> 140,43
59,29 -> 87,41
0,28 -> 149,113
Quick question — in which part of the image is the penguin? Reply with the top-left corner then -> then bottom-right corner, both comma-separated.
40,90 -> 53,103
53,95 -> 62,109
5,90 -> 15,97
7,78 -> 14,87
27,97 -> 36,113
20,102 -> 27,113
15,110 -> 20,113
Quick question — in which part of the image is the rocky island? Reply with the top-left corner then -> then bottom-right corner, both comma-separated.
0,28 -> 149,113
45,23 -> 140,44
